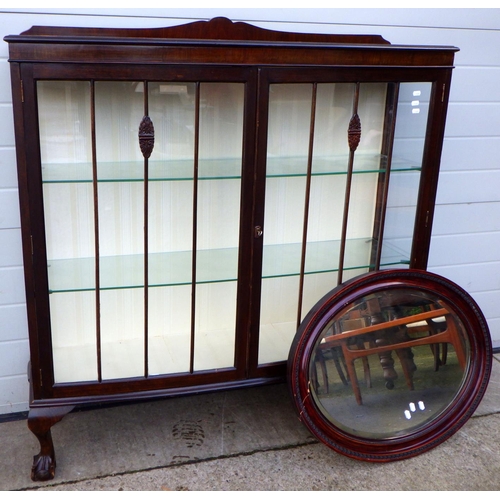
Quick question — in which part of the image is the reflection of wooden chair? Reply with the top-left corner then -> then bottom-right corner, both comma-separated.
407,314 -> 448,371
320,305 -> 466,405
312,310 -> 372,394
311,346 -> 348,393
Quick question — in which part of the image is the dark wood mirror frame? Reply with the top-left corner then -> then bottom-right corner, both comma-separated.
288,269 -> 492,461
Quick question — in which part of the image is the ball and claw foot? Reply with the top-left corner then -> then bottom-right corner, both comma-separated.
27,404 -> 74,481
31,453 -> 56,481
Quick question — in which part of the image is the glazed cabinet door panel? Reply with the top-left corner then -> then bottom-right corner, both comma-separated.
253,75 -> 434,369
37,75 -> 252,386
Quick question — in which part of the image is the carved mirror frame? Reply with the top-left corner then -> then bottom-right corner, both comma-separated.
288,269 -> 492,461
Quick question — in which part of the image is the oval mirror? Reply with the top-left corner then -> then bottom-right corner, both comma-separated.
288,269 -> 492,461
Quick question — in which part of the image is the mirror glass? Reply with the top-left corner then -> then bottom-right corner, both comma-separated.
309,287 -> 470,439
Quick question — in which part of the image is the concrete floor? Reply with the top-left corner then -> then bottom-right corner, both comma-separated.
1,354 -> 499,491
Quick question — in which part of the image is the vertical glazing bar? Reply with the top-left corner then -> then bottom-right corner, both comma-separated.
143,81 -> 149,378
297,83 -> 317,329
338,83 -> 361,285
371,83 -> 400,270
190,82 -> 201,374
90,81 -> 102,383
139,84 -> 155,377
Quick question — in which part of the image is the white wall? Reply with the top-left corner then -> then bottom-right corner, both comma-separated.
1,8 -> 499,415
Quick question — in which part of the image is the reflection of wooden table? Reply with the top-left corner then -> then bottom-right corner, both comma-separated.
320,307 -> 466,405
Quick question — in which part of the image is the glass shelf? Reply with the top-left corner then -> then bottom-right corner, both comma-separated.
266,155 -> 419,177
47,238 -> 410,294
41,158 -> 242,184
40,155 -> 420,184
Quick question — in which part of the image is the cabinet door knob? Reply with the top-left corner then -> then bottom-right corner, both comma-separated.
254,226 -> 263,238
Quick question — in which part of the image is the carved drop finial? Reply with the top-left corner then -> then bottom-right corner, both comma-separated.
348,113 -> 361,152
139,116 -> 155,159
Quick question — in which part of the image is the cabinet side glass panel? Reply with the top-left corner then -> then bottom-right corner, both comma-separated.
38,81 -> 98,383
382,83 -> 431,266
94,81 -> 145,380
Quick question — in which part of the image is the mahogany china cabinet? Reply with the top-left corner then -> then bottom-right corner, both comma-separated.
5,17 -> 492,479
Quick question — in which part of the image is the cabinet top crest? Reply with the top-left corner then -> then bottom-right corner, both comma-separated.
5,16 -> 458,68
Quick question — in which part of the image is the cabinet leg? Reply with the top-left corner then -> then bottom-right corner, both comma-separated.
27,405 -> 75,481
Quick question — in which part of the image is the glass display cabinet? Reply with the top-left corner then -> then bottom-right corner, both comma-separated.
6,17 -> 490,480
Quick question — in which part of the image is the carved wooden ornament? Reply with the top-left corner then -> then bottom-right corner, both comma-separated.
348,113 -> 361,152
139,116 -> 155,159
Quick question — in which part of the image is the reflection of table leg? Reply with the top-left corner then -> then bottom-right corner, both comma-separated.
387,326 -> 417,390
375,338 -> 398,389
366,299 -> 399,390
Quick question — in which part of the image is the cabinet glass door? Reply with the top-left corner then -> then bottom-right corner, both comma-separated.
258,81 -> 432,366
38,79 -> 245,383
